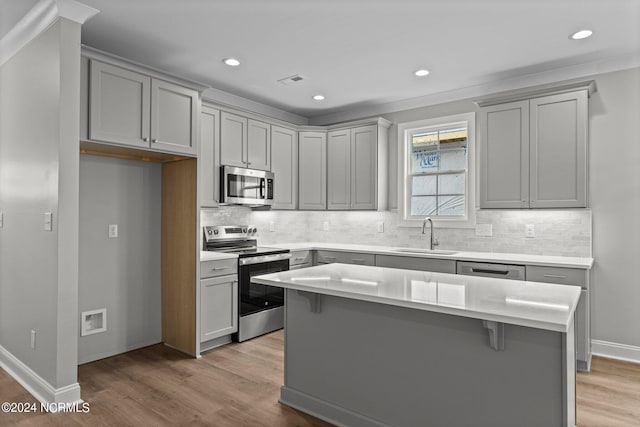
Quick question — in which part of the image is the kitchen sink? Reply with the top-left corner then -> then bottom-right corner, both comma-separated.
392,248 -> 458,255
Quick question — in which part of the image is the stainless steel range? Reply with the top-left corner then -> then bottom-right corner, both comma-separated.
203,225 -> 290,342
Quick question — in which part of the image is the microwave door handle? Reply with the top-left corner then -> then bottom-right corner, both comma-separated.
259,178 -> 265,199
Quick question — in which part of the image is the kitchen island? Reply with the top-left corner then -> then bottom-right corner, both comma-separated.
253,263 -> 581,427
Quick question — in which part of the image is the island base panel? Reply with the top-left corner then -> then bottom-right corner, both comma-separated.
281,290 -> 574,427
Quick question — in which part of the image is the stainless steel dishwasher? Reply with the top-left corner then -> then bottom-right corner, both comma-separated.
456,261 -> 525,280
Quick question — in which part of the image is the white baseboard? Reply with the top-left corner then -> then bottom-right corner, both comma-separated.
592,340 -> 640,364
0,344 -> 81,405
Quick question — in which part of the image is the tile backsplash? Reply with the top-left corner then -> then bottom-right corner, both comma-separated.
201,207 -> 591,257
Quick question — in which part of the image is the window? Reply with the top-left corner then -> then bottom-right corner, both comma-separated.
398,113 -> 475,228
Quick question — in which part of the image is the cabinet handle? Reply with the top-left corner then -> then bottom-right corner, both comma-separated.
246,161 -> 252,166
294,257 -> 307,261
143,137 -> 149,142
211,267 -> 229,271
351,258 -> 365,262
152,139 -> 158,143
543,274 -> 567,279
324,256 -> 336,260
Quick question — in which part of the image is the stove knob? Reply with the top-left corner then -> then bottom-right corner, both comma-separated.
207,229 -> 212,235
242,227 -> 248,233
213,229 -> 219,235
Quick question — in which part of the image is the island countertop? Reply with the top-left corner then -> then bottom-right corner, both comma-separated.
253,263 -> 581,333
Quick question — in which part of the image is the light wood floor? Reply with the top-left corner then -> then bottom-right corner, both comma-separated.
1,331 -> 639,426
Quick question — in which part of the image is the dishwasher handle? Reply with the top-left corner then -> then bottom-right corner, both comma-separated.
470,268 -> 510,275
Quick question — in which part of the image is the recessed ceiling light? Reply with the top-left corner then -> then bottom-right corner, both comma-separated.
223,58 -> 240,67
313,94 -> 325,101
414,69 -> 430,77
570,30 -> 593,40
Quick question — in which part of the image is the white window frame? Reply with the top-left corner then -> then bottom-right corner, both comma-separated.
397,112 -> 476,228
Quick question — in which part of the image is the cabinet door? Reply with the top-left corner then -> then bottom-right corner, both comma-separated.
200,275 -> 238,343
351,125 -> 378,210
480,100 -> 530,208
271,126 -> 298,209
220,111 -> 248,168
200,106 -> 220,207
89,60 -> 151,148
298,132 -> 327,210
530,91 -> 587,208
247,119 -> 271,171
150,79 -> 198,155
327,129 -> 351,210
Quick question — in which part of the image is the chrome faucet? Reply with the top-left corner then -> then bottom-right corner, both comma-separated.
421,217 -> 439,251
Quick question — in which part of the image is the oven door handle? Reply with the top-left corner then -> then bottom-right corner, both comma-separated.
239,253 -> 291,266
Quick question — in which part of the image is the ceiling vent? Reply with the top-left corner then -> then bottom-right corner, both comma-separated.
278,74 -> 305,85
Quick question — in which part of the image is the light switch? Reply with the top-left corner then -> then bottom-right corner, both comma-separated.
525,224 -> 535,238
269,221 -> 275,232
377,221 -> 384,233
44,212 -> 52,231
108,224 -> 118,238
323,221 -> 330,231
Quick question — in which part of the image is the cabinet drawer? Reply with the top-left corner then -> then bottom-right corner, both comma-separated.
200,258 -> 238,279
290,250 -> 312,267
316,250 -> 375,266
526,265 -> 586,288
376,255 -> 456,274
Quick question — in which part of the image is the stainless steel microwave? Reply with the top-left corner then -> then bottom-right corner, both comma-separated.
220,165 -> 274,206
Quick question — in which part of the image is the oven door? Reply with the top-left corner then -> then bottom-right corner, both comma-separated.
239,258 -> 289,317
221,166 -> 274,206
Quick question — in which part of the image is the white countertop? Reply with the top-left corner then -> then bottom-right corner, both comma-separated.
253,263 -> 581,332
199,251 -> 238,261
264,242 -> 593,269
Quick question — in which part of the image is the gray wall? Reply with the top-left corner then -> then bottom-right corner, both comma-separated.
589,67 -> 640,349
78,155 -> 162,364
0,19 -> 81,388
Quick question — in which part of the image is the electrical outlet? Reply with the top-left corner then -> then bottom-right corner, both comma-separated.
44,212 -> 52,231
30,330 -> 36,349
475,223 -> 493,237
108,224 -> 118,238
323,221 -> 330,231
269,221 -> 275,232
377,221 -> 384,233
525,224 -> 535,238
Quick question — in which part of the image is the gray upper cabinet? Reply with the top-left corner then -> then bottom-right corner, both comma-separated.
298,131 -> 327,210
88,60 -> 198,156
89,61 -> 151,149
200,105 -> 220,207
219,111 -> 248,168
327,129 -> 352,210
220,112 -> 271,171
327,124 -> 383,210
479,87 -> 590,209
479,101 -> 529,208
150,79 -> 198,155
271,126 -> 298,209
529,91 -> 587,208
247,119 -> 271,171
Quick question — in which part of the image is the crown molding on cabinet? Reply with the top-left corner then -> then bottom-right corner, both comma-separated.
308,52 -> 640,126
474,80 -> 597,107
0,0 -> 99,68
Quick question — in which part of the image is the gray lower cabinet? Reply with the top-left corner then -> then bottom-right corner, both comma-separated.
271,126 -> 298,209
88,59 -> 198,155
199,105 -> 220,207
298,132 -> 327,210
526,265 -> 591,371
290,250 -> 312,269
316,250 -> 375,266
200,274 -> 238,343
479,86 -> 590,209
200,258 -> 238,349
376,255 -> 456,273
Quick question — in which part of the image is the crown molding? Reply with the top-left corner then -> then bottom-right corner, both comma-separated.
308,52 -> 640,125
0,0 -> 99,68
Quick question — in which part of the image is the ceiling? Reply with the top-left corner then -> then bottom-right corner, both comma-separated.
2,0 -> 639,121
